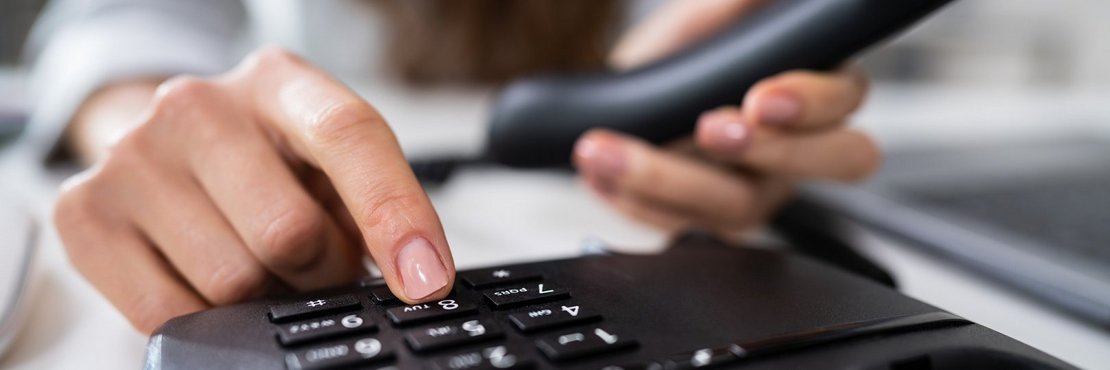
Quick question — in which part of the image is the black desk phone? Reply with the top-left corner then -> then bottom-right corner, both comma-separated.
146,235 -> 1072,369
146,0 -> 1075,369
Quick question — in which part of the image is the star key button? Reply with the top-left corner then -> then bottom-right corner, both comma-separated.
460,267 -> 543,289
269,295 -> 361,323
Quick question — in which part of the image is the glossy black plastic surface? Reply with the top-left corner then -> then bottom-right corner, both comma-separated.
146,236 -> 1072,369
486,0 -> 953,167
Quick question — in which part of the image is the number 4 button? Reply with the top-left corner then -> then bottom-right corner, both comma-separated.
508,303 -> 600,333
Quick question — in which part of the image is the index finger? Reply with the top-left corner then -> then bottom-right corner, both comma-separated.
228,48 -> 454,303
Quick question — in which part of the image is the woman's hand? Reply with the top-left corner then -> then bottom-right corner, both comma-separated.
575,0 -> 879,234
54,48 -> 455,333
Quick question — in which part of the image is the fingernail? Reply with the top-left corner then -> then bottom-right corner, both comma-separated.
397,237 -> 449,300
573,134 -> 627,191
699,116 -> 750,156
756,92 -> 802,126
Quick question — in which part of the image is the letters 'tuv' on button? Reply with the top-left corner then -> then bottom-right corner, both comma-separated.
459,267 -> 542,289
386,299 -> 478,326
270,295 -> 361,323
535,326 -> 636,362
284,336 -> 394,370
507,302 -> 600,333
483,283 -> 569,309
405,318 -> 504,353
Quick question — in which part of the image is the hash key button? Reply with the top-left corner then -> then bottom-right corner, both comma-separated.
536,326 -> 636,362
460,267 -> 542,288
483,283 -> 569,309
270,295 -> 361,323
386,299 -> 478,326
508,303 -> 600,332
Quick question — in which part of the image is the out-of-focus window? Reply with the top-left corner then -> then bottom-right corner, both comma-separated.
0,0 -> 47,66
864,0 -> 1110,89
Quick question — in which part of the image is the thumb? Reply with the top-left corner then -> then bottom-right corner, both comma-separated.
609,0 -> 766,70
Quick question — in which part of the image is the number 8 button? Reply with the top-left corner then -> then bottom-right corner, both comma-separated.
386,299 -> 478,326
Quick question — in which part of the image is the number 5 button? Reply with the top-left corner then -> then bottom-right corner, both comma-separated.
386,299 -> 478,326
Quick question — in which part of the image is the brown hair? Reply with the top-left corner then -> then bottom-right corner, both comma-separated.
375,0 -> 623,86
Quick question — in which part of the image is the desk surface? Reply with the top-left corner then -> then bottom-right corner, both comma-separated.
2,160 -> 1109,370
2,84 -> 1110,369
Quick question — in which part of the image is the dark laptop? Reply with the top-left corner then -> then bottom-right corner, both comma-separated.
804,135 -> 1110,327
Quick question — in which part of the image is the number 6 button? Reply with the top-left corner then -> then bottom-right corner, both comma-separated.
386,299 -> 478,326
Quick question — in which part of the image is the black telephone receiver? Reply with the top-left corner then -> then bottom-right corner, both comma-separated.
485,0 -> 954,168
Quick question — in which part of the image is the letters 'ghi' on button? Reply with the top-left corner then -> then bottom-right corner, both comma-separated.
386,299 -> 478,326
507,303 -> 600,333
483,283 -> 569,309
535,326 -> 636,362
431,345 -> 533,370
405,318 -> 504,353
270,295 -> 361,323
284,336 -> 394,370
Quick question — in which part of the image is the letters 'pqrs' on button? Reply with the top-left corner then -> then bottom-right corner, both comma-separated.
483,283 -> 569,309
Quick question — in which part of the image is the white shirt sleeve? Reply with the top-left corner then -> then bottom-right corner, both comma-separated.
22,0 -> 246,161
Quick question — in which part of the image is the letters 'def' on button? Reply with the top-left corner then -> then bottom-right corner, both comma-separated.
483,283 -> 569,309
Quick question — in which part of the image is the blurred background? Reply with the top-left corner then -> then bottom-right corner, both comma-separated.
2,0 -> 1109,152
1,1 -> 1109,369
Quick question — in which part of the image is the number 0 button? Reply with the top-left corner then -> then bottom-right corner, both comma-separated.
386,299 -> 478,326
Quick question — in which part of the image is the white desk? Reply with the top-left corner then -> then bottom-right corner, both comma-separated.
2,83 -> 1109,369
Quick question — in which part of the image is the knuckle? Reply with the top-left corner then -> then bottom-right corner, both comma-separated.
358,186 -> 425,234
149,76 -> 219,120
302,101 -> 381,145
254,205 -> 327,271
239,47 -> 304,75
53,177 -> 109,258
203,261 -> 269,305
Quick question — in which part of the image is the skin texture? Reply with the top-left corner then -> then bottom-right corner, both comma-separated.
575,0 -> 879,235
54,0 -> 878,334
